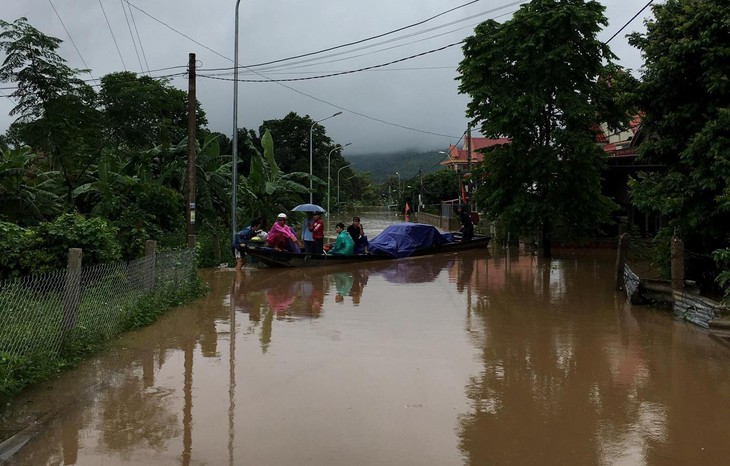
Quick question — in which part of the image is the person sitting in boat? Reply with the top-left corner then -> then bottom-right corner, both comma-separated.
347,216 -> 369,254
266,213 -> 301,252
308,211 -> 325,254
232,217 -> 263,271
456,205 -> 474,242
329,222 -> 354,255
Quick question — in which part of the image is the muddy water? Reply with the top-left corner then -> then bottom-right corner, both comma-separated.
3,247 -> 730,465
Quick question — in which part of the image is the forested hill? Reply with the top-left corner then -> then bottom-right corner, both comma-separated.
345,149 -> 446,181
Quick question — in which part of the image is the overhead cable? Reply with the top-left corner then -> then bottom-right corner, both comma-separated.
47,0 -> 97,85
98,0 -> 127,70
120,0 -> 145,73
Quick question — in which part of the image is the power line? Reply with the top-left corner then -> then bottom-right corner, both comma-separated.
234,0 -> 517,70
127,1 -> 151,73
124,0 -> 230,62
47,0 -> 97,85
98,0 -> 127,70
234,11 -> 515,76
199,41 -> 463,83
605,0 -> 655,44
120,0 -> 145,73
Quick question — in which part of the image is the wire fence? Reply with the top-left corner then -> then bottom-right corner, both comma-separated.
0,248 -> 196,358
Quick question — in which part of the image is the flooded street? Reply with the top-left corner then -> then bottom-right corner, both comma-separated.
2,223 -> 730,464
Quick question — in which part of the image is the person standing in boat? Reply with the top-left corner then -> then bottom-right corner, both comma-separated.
301,212 -> 315,254
457,205 -> 474,242
346,216 -> 369,254
329,222 -> 354,255
232,217 -> 263,271
267,213 -> 301,252
308,211 -> 325,254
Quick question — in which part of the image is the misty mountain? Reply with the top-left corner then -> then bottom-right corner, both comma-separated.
345,149 -> 447,182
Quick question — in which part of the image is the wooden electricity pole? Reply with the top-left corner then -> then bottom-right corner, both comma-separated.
186,53 -> 197,249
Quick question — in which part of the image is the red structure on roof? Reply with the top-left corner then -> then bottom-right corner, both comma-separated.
441,137 -> 511,170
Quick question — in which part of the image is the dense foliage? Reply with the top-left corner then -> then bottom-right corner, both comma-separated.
627,0 -> 729,292
457,0 -> 630,256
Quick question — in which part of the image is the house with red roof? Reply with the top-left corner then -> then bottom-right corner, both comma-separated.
440,136 -> 511,171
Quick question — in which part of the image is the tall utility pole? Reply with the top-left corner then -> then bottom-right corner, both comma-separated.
231,0 -> 242,241
186,53 -> 197,249
465,123 -> 472,205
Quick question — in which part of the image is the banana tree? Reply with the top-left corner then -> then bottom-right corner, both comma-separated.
237,128 -> 313,227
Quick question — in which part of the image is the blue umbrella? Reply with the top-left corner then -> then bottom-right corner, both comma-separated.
291,203 -> 326,213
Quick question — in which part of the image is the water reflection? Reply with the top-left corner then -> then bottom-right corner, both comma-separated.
4,249 -> 730,465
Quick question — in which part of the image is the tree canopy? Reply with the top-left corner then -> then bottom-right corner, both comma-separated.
628,0 -> 730,254
457,0 -> 628,255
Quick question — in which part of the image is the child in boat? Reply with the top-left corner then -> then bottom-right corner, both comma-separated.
329,222 -> 354,255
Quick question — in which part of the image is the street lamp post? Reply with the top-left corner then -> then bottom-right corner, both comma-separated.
337,163 -> 353,211
230,0 -> 242,240
309,111 -> 342,203
395,171 -> 401,198
327,142 -> 351,218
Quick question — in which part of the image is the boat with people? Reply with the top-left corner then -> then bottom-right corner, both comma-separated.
244,223 -> 491,268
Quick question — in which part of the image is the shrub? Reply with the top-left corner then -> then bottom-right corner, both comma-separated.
34,213 -> 122,270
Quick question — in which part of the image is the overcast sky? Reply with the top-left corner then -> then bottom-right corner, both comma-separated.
1,0 -> 652,154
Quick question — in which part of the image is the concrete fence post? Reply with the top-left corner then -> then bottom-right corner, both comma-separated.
62,248 -> 82,331
671,236 -> 685,294
615,233 -> 629,291
145,240 -> 157,291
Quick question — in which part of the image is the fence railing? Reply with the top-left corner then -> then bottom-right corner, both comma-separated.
0,244 -> 196,358
615,233 -> 728,332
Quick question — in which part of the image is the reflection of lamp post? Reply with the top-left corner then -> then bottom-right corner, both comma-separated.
337,163 -> 353,211
231,0 -> 243,239
327,142 -> 351,218
310,111 -> 342,203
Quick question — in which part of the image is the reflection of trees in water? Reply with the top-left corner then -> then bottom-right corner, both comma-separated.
98,374 -> 180,456
457,254 -> 666,465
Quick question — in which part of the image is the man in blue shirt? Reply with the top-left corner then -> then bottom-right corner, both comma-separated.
233,218 -> 262,270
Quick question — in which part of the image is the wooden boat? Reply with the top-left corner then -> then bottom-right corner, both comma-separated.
246,223 -> 490,268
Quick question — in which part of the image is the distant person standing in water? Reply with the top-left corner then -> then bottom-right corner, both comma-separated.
457,205 -> 474,242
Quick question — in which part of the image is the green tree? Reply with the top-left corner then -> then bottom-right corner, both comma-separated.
457,0 -> 626,256
99,71 -> 208,150
261,112 -> 341,204
0,17 -> 103,207
628,0 -> 729,281
237,128 -> 310,224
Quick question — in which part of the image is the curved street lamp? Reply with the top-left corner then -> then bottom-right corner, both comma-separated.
309,111 -> 343,203
327,142 -> 351,218
337,163 -> 353,211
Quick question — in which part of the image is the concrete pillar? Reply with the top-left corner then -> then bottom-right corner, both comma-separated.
615,233 -> 629,291
145,240 -> 157,291
62,248 -> 82,330
671,236 -> 685,293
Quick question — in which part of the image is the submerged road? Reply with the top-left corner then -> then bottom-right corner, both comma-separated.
2,242 -> 730,465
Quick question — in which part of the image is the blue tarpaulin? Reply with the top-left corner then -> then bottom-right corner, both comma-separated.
368,223 -> 455,258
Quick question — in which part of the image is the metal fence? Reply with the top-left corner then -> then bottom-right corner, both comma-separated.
0,249 -> 196,358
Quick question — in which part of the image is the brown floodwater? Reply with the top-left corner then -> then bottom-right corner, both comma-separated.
2,246 -> 730,465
